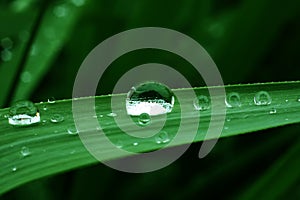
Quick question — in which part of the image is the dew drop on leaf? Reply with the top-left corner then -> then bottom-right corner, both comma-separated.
155,131 -> 170,144
269,108 -> 277,114
254,91 -> 272,106
47,97 -> 56,104
225,92 -> 241,108
133,142 -> 139,146
115,140 -> 123,148
107,112 -> 117,117
8,100 -> 40,126
50,114 -> 64,123
42,105 -> 48,111
20,146 -> 31,157
12,166 -> 17,172
138,113 -> 151,126
67,126 -> 78,135
126,82 -> 175,116
193,95 -> 210,111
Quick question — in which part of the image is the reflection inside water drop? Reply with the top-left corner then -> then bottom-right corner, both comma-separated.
126,82 -> 175,116
138,113 -> 151,126
8,100 -> 40,126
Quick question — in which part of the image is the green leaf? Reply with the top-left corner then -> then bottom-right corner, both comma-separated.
1,81 -> 300,195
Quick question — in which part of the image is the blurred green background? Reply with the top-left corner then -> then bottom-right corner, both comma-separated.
1,0 -> 300,199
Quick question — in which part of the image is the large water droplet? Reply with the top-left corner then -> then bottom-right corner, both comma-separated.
193,95 -> 210,111
8,100 -> 40,126
126,82 -> 175,116
225,92 -> 241,108
20,146 -> 31,157
155,131 -> 170,144
254,91 -> 272,106
1,37 -> 13,49
138,113 -> 151,126
50,114 -> 64,123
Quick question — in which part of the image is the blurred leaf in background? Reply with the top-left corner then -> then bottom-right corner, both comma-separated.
1,0 -> 300,199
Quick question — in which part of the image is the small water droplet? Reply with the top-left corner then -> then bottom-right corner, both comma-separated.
155,131 -> 170,144
225,92 -> 241,108
41,119 -> 47,125
269,108 -> 277,114
285,99 -> 289,103
20,146 -> 31,157
226,118 -> 231,122
50,114 -> 64,123
133,142 -> 139,146
107,112 -> 117,117
254,91 -> 272,106
126,82 -> 175,116
138,113 -> 151,126
42,105 -> 48,111
115,140 -> 123,148
224,126 -> 229,130
1,37 -> 13,49
67,126 -> 78,135
20,71 -> 32,83
98,114 -> 104,118
297,97 -> 300,102
193,95 -> 210,111
48,97 -> 56,104
8,100 -> 40,126
1,49 -> 13,62
70,150 -> 76,154
12,166 -> 17,172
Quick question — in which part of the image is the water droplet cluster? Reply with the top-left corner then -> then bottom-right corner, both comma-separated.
192,91 -> 275,111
